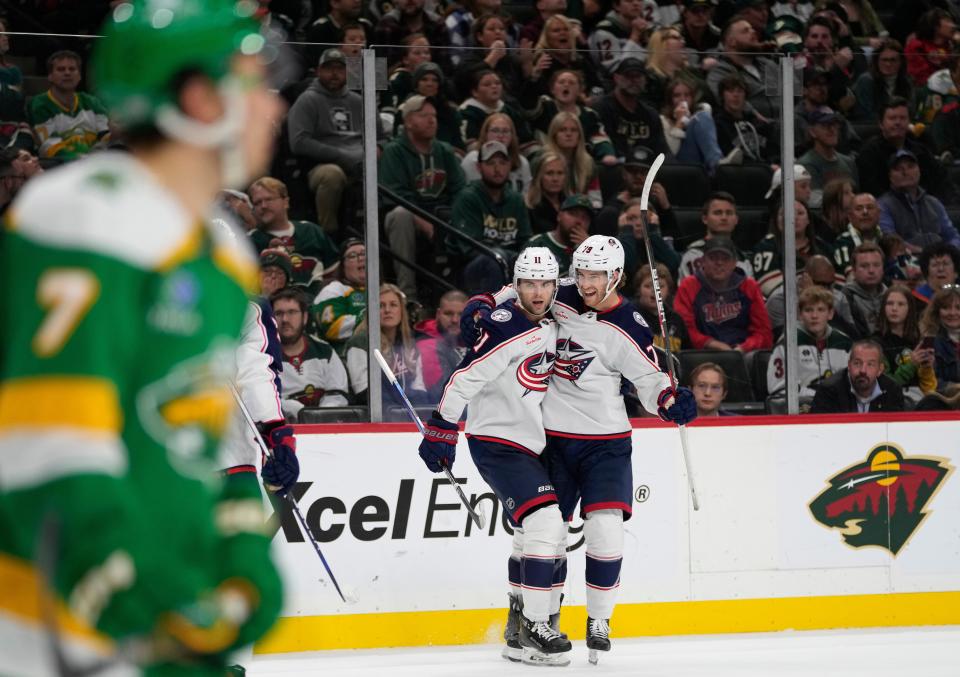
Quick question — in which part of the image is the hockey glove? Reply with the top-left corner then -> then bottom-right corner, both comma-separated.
657,386 -> 697,426
460,293 -> 495,344
418,415 -> 458,473
260,422 -> 299,496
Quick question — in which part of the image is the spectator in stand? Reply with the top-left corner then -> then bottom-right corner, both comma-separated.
829,0 -> 887,49
461,112 -> 532,195
525,152 -> 569,234
679,191 -> 753,280
677,0 -> 722,70
674,236 -> 773,353
341,22 -> 369,57
526,69 -> 617,166
259,249 -> 293,298
833,192 -> 883,278
454,13 -> 524,102
0,18 -> 34,151
287,48 -> 364,234
0,148 -> 41,215
801,16 -> 856,115
415,290 -> 469,397
915,50 -> 960,126
525,14 -> 602,97
879,232 -> 924,285
595,56 -> 670,164
874,285 -> 938,403
878,149 -> 960,251
28,50 -> 109,160
218,188 -> 256,232
346,283 -> 428,405
809,338 -> 905,412
526,193 -> 591,272
384,34 -> 432,115
765,254 -> 858,339
931,59 -> 960,158
381,96 -> 465,301
706,16 -> 780,119
841,242 -> 888,337
795,67 -> 860,156
797,108 -> 859,207
248,177 -> 339,293
714,74 -> 779,163
588,0 -> 649,74
459,69 -> 535,152
595,158 -> 679,238
617,198 -> 681,279
634,262 -> 691,355
659,77 -> 734,174
541,111 -> 601,206
852,39 -> 914,122
905,8 -> 957,87
446,1 -> 512,67
819,177 -> 856,242
312,238 -> 368,353
913,242 -> 960,306
752,199 -> 833,297
857,97 -> 957,203
689,363 -> 733,417
449,140 -> 532,293
736,0 -> 772,38
519,0 -> 568,47
767,285 -> 853,398
644,26 -> 708,109
272,288 -> 350,420
921,285 -> 960,387
374,0 -> 450,71
304,0 -> 373,66
913,383 -> 960,411
400,62 -> 466,153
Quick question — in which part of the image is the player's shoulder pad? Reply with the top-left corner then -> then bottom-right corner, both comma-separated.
7,152 -> 221,273
598,297 -> 656,348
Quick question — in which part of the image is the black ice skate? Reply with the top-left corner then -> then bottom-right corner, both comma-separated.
519,612 -> 572,667
586,617 -> 611,665
501,593 -> 522,662
549,592 -> 568,640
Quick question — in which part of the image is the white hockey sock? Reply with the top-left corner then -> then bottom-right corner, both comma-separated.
583,509 -> 624,621
519,505 -> 565,621
508,526 -> 523,598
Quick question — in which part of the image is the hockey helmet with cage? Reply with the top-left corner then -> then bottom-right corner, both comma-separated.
571,235 -> 625,304
513,246 -> 559,315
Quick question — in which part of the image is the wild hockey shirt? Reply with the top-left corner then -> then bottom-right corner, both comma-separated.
439,301 -> 557,454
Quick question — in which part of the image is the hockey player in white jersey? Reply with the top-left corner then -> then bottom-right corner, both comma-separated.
464,234 -> 697,663
418,248 -> 572,666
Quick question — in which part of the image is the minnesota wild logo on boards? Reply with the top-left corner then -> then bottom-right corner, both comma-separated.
809,443 -> 952,555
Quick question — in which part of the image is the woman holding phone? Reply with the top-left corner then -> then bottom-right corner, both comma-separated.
874,285 -> 937,403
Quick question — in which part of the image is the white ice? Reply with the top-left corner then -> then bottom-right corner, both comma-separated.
249,626 -> 959,676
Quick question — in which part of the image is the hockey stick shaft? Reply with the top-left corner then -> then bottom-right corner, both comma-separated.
229,384 -> 348,602
639,153 -> 700,511
373,349 -> 486,529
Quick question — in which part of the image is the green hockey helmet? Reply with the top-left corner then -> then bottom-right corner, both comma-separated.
92,0 -> 266,129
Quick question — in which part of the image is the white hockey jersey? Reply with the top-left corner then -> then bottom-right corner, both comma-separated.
279,334 -> 349,418
496,280 -> 671,436
219,297 -> 284,469
439,301 -> 557,454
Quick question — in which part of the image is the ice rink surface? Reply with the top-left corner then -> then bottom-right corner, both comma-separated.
250,626 -> 960,677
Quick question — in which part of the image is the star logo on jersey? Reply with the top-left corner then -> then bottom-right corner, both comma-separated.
809,443 -> 952,556
553,338 -> 595,383
517,350 -> 557,395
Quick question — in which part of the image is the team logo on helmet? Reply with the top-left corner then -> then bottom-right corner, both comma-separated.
809,443 -> 952,555
517,350 -> 557,395
553,337 -> 594,382
491,308 -> 513,322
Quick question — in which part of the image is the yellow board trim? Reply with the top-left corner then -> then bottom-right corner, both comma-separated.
0,376 -> 121,432
254,591 -> 960,654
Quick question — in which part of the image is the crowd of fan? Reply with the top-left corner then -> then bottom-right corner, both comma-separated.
3,0 -> 960,419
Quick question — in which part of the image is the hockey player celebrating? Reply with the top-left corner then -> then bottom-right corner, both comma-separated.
418,247 -> 572,666
0,1 -> 286,674
465,235 -> 697,664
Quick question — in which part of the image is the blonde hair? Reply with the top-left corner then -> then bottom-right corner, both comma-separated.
478,112 -> 521,171
249,176 -> 288,198
525,151 -> 568,209
543,112 -> 594,194
534,15 -> 577,61
798,285 -> 835,311
921,285 -> 960,336
645,27 -> 685,78
635,262 -> 675,298
354,284 -> 419,376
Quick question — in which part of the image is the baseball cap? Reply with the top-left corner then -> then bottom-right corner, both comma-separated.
611,56 -> 645,75
479,140 -> 509,162
808,106 -> 841,126
220,188 -> 252,209
413,61 -> 443,84
260,248 -> 293,280
319,48 -> 347,67
561,194 -> 595,214
803,66 -> 830,86
618,157 -> 651,171
398,94 -> 431,119
888,148 -> 918,168
702,237 -> 738,258
771,14 -> 804,36
765,164 -> 812,199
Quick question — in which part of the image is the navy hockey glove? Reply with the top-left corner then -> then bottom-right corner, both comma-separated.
260,422 -> 299,496
418,415 -> 458,473
657,387 -> 697,425
460,293 -> 495,345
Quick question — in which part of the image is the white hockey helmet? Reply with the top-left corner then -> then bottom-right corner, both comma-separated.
513,246 -> 560,314
571,235 -> 625,303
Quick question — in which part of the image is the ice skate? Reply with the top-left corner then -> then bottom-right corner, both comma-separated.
549,593 -> 568,640
501,593 -> 522,662
519,612 -> 572,667
586,617 -> 611,665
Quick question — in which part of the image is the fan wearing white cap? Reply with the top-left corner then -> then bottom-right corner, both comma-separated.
765,164 -> 812,203
420,247 -> 570,666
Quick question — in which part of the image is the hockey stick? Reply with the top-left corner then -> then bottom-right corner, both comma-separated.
229,384 -> 349,603
639,153 -> 701,511
372,349 -> 487,529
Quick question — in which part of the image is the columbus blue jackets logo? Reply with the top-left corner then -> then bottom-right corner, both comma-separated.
553,338 -> 595,382
809,443 -> 952,555
517,350 -> 556,394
